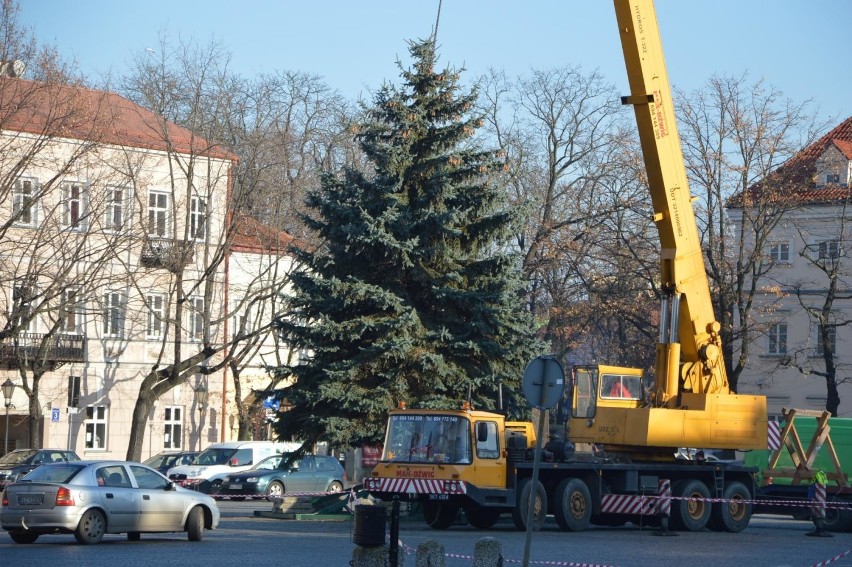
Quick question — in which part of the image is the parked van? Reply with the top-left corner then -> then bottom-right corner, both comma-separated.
167,441 -> 300,493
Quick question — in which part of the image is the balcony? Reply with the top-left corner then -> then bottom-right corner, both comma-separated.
140,238 -> 195,271
0,332 -> 86,369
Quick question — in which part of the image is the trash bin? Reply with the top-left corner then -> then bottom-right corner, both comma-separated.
352,504 -> 386,547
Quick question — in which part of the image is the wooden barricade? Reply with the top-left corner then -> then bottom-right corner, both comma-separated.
764,408 -> 846,487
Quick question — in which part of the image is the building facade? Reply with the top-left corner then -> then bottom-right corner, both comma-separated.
730,117 -> 852,418
0,77 -> 291,459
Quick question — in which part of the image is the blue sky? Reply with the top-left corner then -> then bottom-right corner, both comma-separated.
18,1 -> 851,123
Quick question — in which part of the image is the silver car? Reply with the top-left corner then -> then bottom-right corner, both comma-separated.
0,460 -> 220,544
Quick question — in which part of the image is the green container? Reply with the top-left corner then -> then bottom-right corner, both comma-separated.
745,416 -> 852,486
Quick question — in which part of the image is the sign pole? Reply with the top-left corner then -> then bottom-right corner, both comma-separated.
520,356 -> 564,567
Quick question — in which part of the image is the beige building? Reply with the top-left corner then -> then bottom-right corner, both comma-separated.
0,77 -> 293,459
729,117 -> 852,418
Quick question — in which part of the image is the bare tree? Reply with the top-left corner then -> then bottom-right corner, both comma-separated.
117,36 -> 355,459
678,73 -> 828,392
784,199 -> 852,416
0,0 -> 140,448
476,66 -> 656,367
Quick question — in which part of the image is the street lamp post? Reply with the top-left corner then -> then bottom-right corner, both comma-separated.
195,384 -> 208,451
2,379 -> 15,456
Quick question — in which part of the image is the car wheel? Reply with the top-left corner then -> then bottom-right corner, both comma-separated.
422,500 -> 459,530
465,505 -> 501,529
74,509 -> 106,545
127,532 -> 141,541
9,531 -> 38,544
327,481 -> 344,493
186,506 -> 205,542
266,481 -> 284,500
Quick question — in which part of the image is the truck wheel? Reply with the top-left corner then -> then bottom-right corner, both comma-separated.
465,505 -> 500,529
670,479 -> 711,532
422,500 -> 458,530
823,501 -> 852,532
707,481 -> 752,533
554,478 -> 592,532
512,478 -> 547,531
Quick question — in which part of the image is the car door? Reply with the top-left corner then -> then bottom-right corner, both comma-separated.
287,456 -> 316,492
129,465 -> 185,531
96,465 -> 140,532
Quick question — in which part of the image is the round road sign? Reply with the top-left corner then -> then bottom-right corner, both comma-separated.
522,356 -> 565,409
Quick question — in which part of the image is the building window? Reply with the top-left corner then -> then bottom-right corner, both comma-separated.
146,293 -> 166,339
233,298 -> 252,338
147,191 -> 170,237
768,323 -> 787,355
62,182 -> 86,230
189,297 -> 205,341
12,282 -> 35,332
102,292 -> 124,338
818,240 -> 841,260
190,196 -> 207,241
12,177 -> 37,227
60,288 -> 83,334
814,324 -> 837,356
85,405 -> 108,450
826,173 -> 841,184
769,242 -> 789,263
163,406 -> 183,449
105,186 -> 125,232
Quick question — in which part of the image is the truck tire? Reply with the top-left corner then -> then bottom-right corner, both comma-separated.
670,479 -> 711,532
554,478 -> 592,532
823,500 -> 852,532
422,500 -> 458,530
465,505 -> 501,529
512,478 -> 547,531
707,481 -> 752,533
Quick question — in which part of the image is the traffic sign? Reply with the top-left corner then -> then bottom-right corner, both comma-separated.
521,356 -> 565,409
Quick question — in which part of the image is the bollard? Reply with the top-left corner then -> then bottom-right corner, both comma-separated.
390,497 -> 400,567
416,540 -> 446,567
472,536 -> 503,567
352,545 -> 389,567
652,478 -> 677,537
806,481 -> 833,538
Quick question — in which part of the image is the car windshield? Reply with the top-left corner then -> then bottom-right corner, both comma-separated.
190,448 -> 237,466
142,454 -> 170,468
19,463 -> 85,484
252,455 -> 282,470
0,450 -> 36,465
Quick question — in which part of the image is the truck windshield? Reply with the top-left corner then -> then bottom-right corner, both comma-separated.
381,414 -> 472,464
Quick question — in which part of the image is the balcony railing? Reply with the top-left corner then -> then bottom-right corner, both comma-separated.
140,238 -> 195,271
0,332 -> 86,368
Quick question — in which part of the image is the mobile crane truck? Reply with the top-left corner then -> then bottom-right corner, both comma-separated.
365,0 -> 768,532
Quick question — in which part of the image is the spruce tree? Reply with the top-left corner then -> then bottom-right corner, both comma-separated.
274,38 -> 543,448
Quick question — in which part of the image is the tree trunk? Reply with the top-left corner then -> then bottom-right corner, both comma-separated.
125,377 -> 158,461
27,379 -> 41,449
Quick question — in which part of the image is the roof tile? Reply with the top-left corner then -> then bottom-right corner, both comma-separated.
0,77 -> 236,161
